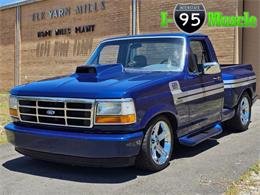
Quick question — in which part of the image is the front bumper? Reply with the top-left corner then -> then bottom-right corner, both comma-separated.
5,123 -> 143,167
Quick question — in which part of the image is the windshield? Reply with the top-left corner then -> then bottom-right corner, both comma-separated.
86,37 -> 186,72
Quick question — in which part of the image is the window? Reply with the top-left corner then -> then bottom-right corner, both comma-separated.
98,45 -> 119,65
189,40 -> 210,73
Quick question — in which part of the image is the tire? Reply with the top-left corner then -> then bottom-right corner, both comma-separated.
136,116 -> 174,172
224,92 -> 252,132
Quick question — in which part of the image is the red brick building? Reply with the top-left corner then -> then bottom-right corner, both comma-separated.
0,0 -> 259,95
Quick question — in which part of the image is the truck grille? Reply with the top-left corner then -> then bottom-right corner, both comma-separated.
17,97 -> 95,128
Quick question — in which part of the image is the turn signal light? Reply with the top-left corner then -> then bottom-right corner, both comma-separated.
95,114 -> 136,124
9,108 -> 18,117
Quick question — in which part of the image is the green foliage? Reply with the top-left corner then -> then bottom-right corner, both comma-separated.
225,161 -> 260,195
0,93 -> 10,143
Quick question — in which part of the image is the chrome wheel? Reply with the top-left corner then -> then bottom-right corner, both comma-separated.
150,121 -> 172,165
240,96 -> 250,126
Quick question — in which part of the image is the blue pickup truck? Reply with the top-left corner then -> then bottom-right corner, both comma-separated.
5,33 -> 257,171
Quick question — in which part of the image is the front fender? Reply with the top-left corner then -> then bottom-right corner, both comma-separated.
138,102 -> 178,131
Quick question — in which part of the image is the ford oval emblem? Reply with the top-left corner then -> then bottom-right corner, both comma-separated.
46,110 -> 55,115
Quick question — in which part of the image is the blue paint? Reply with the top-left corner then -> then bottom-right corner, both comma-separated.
5,123 -> 143,141
5,123 -> 143,158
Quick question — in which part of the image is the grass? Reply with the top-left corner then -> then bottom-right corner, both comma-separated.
225,161 -> 260,195
0,93 -> 10,143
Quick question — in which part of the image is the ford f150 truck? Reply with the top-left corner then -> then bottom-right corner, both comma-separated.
5,33 -> 257,171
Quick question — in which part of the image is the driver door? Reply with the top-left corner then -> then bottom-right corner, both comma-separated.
187,38 -> 223,132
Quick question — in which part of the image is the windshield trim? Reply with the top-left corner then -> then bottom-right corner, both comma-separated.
86,36 -> 187,72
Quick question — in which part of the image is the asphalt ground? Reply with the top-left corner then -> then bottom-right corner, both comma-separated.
0,101 -> 259,195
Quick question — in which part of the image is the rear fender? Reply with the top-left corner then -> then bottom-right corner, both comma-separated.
237,87 -> 254,104
224,85 -> 255,108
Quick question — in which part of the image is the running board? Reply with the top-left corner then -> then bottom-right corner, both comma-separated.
179,124 -> 223,147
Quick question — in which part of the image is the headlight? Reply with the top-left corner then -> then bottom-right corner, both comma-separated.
95,99 -> 136,124
9,95 -> 18,117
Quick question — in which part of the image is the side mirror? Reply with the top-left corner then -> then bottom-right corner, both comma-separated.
202,62 -> 221,75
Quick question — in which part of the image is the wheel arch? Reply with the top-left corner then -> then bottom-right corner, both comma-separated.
144,111 -> 178,136
237,87 -> 254,106
161,112 -> 178,134
244,88 -> 253,100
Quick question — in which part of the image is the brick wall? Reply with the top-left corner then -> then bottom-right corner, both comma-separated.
0,0 -> 256,93
0,8 -> 16,91
138,0 -> 239,65
19,0 -> 131,85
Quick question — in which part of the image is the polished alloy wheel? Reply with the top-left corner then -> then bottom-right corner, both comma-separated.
150,121 -> 172,165
240,96 -> 250,126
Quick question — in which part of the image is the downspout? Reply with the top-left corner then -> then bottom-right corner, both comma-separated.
15,6 -> 21,86
241,0 -> 244,63
132,0 -> 137,35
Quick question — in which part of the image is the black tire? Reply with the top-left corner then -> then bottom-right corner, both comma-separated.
224,92 -> 252,132
135,116 -> 174,172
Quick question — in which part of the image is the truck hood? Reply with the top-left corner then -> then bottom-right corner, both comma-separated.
11,64 -> 183,98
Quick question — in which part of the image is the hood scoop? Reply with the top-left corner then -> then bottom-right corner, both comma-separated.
75,64 -> 125,81
76,66 -> 97,74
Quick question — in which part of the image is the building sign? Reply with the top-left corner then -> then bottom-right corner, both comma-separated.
33,0 -> 105,38
37,24 -> 95,38
35,39 -> 93,57
32,0 -> 105,21
30,0 -> 105,57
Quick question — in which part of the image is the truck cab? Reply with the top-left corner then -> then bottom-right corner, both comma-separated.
5,33 -> 257,171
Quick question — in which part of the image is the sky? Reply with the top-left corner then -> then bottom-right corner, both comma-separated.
0,0 -> 28,7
